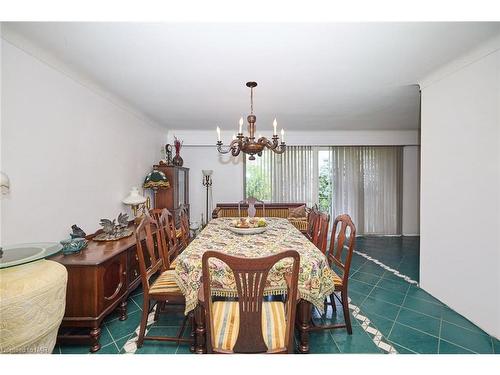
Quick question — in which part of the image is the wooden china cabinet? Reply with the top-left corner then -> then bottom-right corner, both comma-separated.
154,165 -> 190,222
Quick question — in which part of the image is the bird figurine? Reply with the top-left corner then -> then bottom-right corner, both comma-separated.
117,213 -> 129,232
99,218 -> 117,236
70,225 -> 86,239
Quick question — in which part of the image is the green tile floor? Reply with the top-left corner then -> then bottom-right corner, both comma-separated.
54,236 -> 500,354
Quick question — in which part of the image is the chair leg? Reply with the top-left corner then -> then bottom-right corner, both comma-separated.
341,290 -> 352,334
154,301 -> 165,322
137,296 -> 150,348
331,293 -> 337,313
189,313 -> 196,352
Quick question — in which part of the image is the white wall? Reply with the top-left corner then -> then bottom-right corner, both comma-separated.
420,35 -> 500,338
402,146 -> 420,235
177,146 -> 244,227
1,39 -> 166,245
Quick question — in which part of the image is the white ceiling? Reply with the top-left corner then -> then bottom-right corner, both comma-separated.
5,22 -> 500,131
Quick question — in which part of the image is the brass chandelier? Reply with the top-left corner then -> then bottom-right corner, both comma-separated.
216,81 -> 286,160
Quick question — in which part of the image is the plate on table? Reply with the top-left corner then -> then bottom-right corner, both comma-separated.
227,217 -> 268,235
228,226 -> 267,235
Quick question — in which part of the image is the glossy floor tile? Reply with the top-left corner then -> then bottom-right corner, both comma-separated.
55,235 -> 499,354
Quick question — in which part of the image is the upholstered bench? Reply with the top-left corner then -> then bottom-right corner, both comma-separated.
212,203 -> 308,233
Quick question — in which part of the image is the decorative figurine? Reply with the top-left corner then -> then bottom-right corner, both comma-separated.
70,225 -> 86,239
165,144 -> 173,166
172,136 -> 184,166
117,212 -> 128,231
94,213 -> 133,241
60,238 -> 88,255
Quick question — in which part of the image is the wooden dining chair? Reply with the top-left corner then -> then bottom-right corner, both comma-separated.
150,208 -> 179,268
134,214 -> 192,348
177,204 -> 190,251
313,214 -> 356,334
305,205 -> 319,241
238,196 -> 265,218
201,250 -> 300,354
311,212 -> 330,254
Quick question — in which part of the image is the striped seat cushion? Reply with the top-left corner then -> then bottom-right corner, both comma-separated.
330,270 -> 343,287
169,257 -> 178,269
175,229 -> 183,238
149,270 -> 182,295
287,218 -> 308,231
211,301 -> 286,352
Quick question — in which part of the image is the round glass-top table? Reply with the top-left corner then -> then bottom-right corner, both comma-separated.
0,243 -> 62,269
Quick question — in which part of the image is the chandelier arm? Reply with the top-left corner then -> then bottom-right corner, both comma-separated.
217,138 -> 241,150
231,146 -> 241,157
230,139 -> 242,157
260,137 -> 277,150
217,144 -> 231,154
271,144 -> 286,154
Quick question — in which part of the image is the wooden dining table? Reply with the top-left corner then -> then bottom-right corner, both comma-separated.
173,217 -> 336,353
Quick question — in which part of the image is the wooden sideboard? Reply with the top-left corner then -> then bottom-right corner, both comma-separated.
50,227 -> 149,352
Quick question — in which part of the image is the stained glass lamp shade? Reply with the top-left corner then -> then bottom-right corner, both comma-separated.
143,169 -> 170,190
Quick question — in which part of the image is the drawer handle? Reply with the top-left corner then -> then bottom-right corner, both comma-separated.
104,271 -> 126,301
135,254 -> 139,261
104,280 -> 124,301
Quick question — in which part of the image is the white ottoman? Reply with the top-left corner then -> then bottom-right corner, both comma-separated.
0,260 -> 67,353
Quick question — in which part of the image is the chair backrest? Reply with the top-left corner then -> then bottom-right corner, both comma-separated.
312,212 -> 330,254
238,197 -> 265,218
306,205 -> 319,238
178,204 -> 190,243
135,214 -> 164,293
327,214 -> 356,284
202,250 -> 300,354
150,208 -> 178,269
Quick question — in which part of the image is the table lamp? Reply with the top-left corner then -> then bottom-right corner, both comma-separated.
122,187 -> 149,223
143,167 -> 170,208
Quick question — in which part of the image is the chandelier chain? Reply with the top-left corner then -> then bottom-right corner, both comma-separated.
250,87 -> 253,114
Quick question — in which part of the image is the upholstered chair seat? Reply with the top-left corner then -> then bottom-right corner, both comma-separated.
148,269 -> 183,295
211,301 -> 286,352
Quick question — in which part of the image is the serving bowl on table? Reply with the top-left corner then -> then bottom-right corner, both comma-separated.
227,217 -> 267,235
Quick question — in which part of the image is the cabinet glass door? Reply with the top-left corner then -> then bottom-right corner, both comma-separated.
178,169 -> 185,207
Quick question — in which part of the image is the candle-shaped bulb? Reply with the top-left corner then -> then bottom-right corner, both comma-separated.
258,134 -> 262,139
273,118 -> 277,135
281,128 -> 285,143
216,126 -> 221,142
232,134 -> 236,140
239,117 -> 243,134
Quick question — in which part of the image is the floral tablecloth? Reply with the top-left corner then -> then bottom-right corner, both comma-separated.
174,217 -> 336,314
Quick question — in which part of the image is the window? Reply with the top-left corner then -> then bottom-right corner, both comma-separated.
244,146 -> 316,205
318,149 -> 332,213
244,146 -> 402,235
245,158 -> 271,201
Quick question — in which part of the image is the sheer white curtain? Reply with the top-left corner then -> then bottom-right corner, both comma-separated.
246,146 -> 317,206
246,145 -> 402,235
330,146 -> 402,235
